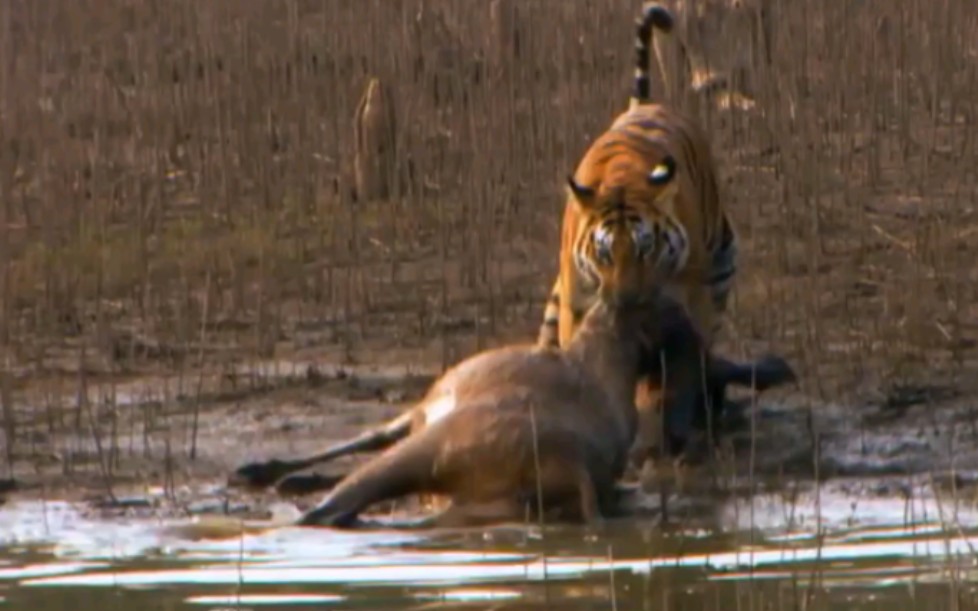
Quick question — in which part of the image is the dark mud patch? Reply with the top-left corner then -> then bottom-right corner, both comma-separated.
723,386 -> 978,480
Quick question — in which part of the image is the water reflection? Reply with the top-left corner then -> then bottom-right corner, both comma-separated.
412,588 -> 523,603
185,593 -> 346,605
1,480 -> 978,610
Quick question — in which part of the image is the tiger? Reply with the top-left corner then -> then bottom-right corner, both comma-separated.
537,1 -> 793,462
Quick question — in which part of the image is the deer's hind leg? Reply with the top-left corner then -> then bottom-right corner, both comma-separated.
232,411 -> 414,490
298,428 -> 439,528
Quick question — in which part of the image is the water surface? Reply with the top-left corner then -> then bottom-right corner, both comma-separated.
2,480 -> 977,610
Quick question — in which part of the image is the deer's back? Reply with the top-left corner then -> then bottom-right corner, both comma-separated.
416,344 -> 634,462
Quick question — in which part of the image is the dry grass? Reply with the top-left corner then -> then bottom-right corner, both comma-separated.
1,0 -> 978,486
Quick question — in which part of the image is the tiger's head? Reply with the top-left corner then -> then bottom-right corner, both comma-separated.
566,150 -> 690,307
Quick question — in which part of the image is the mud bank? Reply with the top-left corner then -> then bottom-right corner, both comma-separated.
2,357 -> 976,528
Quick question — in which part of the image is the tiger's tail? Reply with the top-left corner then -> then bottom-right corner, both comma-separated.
537,279 -> 562,349
630,2 -> 674,110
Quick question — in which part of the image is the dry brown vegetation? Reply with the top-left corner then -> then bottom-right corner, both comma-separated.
1,0 -> 978,495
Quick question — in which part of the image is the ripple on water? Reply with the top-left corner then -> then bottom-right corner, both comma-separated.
0,500 -> 424,563
184,593 -> 347,605
15,528 -> 978,591
2,482 -> 978,610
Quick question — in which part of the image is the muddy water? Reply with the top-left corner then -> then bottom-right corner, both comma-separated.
1,482 -> 977,610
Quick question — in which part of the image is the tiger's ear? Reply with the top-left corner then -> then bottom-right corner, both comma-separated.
567,175 -> 596,203
648,155 -> 676,186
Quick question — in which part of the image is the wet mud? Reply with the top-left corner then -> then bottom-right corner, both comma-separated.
3,354 -> 976,532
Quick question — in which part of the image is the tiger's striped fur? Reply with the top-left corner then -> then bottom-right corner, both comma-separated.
536,2 -> 742,459
538,2 -> 736,354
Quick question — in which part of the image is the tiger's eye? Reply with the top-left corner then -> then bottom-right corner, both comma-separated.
648,155 -> 676,186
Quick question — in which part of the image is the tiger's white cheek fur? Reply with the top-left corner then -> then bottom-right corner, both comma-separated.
666,225 -> 690,273
574,247 -> 599,290
573,228 -> 599,291
651,191 -> 687,271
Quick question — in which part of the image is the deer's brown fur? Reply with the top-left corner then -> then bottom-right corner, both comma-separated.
296,286 -> 704,529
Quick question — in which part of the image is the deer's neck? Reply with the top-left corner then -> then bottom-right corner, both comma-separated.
565,303 -> 644,402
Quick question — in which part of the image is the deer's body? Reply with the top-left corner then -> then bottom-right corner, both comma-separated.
298,295 -> 696,529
